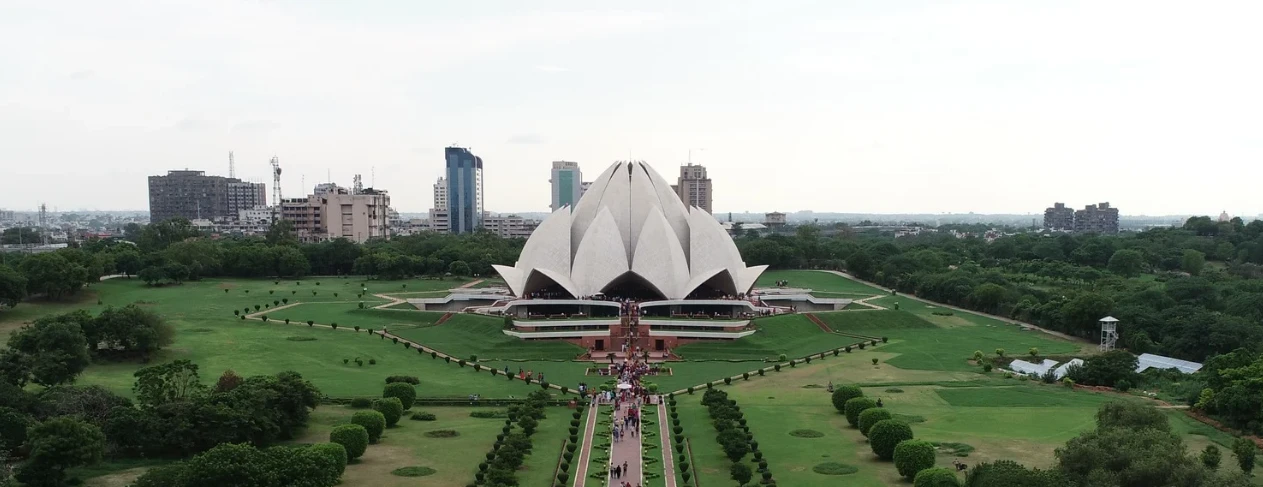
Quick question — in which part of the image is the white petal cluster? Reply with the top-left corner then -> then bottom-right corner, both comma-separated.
494,162 -> 767,299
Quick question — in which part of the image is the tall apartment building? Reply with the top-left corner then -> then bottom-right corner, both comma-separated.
445,147 -> 484,234
1074,203 -> 1120,234
0,209 -> 15,222
280,186 -> 391,243
580,181 -> 592,198
1043,203 -> 1075,231
433,177 -> 448,209
482,214 -> 539,239
675,163 -> 713,213
550,161 -> 583,211
148,170 -> 266,223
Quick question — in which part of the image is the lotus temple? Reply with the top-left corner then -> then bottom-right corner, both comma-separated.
409,161 -> 850,359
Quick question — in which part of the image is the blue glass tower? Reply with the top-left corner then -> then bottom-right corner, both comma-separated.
445,147 -> 484,234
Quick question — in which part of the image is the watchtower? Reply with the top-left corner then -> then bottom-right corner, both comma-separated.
1099,316 -> 1119,351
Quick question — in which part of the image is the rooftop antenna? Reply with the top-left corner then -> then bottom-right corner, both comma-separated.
228,151 -> 235,179
372,166 -> 375,188
270,156 -> 282,223
353,174 -> 363,194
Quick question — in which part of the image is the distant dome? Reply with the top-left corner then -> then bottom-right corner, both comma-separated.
494,161 -> 766,299
1219,211 -> 1231,222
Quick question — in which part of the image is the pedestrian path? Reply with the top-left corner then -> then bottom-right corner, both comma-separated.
656,401 -> 678,487
606,401 -> 643,486
571,402 -> 600,487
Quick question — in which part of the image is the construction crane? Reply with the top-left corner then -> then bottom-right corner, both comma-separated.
270,156 -> 282,223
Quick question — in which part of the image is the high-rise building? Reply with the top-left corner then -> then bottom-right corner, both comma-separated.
1043,203 -> 1075,231
281,185 -> 391,243
675,163 -> 712,213
445,147 -> 484,234
580,181 -> 592,198
550,161 -> 583,211
148,170 -> 266,223
1074,203 -> 1120,234
433,177 -> 448,209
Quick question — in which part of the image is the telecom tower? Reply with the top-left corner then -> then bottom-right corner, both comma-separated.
352,174 -> 363,195
228,151 -> 235,179
1099,316 -> 1119,351
270,157 -> 282,223
38,203 -> 48,245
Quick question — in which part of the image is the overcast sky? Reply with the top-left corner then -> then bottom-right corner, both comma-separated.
3,1 -> 1262,217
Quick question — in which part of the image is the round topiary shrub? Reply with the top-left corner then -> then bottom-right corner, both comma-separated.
858,407 -> 894,437
893,439 -> 937,480
831,385 -> 864,414
309,442 -> 348,477
913,467 -> 961,487
844,397 -> 878,427
352,410 -> 387,443
329,424 -> 369,460
869,420 -> 914,460
350,397 -> 372,409
383,382 -> 417,410
373,397 -> 405,427
724,377 -> 732,385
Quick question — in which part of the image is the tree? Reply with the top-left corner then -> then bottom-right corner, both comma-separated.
859,408 -> 893,437
138,266 -> 165,286
37,385 -> 132,427
1201,445 -> 1221,470
18,252 -> 88,300
1232,438 -> 1255,475
113,249 -> 142,278
1068,350 -> 1137,387
869,420 -> 914,460
266,220 -> 299,247
0,265 -> 27,309
730,461 -> 753,484
16,417 -> 105,487
913,467 -> 961,487
831,385 -> 864,413
163,262 -> 190,283
83,304 -> 174,359
382,382 -> 416,410
844,397 -> 877,428
1055,426 -> 1208,485
894,439 -> 937,479
0,406 -> 30,453
272,246 -> 311,278
1095,401 -> 1169,432
1,227 -> 41,245
1107,249 -> 1146,277
373,397 -> 404,427
0,312 -> 92,387
1060,294 -> 1115,336
1182,249 -> 1206,276
309,442 -> 348,478
448,260 -> 471,277
132,360 -> 206,407
965,460 -> 1067,487
352,410 -> 386,443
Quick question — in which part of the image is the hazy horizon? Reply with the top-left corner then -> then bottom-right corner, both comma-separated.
4,1 -> 1261,216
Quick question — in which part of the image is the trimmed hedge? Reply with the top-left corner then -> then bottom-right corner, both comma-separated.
352,410 -> 387,443
831,386 -> 864,413
913,467 -> 961,487
893,439 -> 936,480
374,397 -> 405,427
309,442 -> 349,477
383,382 -> 417,410
858,408 -> 894,438
329,424 -> 369,460
869,419 -> 914,460
844,397 -> 878,428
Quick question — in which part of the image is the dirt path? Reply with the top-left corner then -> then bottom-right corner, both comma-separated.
657,401 -> 678,487
458,279 -> 485,288
572,402 -> 600,487
820,270 -> 1086,343
370,293 -> 407,310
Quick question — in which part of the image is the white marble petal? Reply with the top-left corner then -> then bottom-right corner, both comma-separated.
517,205 -> 572,276
640,162 -> 692,259
631,208 -> 690,299
570,162 -> 620,255
687,207 -> 741,293
492,265 -> 525,297
570,208 -> 630,296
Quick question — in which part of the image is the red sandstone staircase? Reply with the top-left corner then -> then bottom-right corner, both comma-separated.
434,312 -> 454,325
805,313 -> 831,333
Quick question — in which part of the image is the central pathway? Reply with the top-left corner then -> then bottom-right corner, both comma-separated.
607,401 -> 643,486
656,401 -> 678,487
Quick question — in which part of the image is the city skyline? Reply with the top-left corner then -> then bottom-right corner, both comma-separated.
4,1 -> 1263,216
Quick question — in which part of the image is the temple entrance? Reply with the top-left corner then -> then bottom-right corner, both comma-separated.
595,339 -> 605,351
655,339 -> 665,352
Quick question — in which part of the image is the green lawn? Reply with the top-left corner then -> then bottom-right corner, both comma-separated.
756,270 -> 885,295
673,314 -> 861,361
266,304 -> 446,331
391,314 -> 586,361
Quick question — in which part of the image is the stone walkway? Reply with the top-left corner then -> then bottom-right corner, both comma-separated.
606,401 -> 643,486
656,401 -> 678,487
571,402 -> 600,487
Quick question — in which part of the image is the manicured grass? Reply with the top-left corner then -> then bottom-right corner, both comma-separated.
516,406 -> 576,487
673,314 -> 860,361
267,304 -> 445,331
755,269 -> 885,294
642,405 -> 666,484
814,309 -> 937,331
391,314 -> 586,360
935,386 -> 1122,408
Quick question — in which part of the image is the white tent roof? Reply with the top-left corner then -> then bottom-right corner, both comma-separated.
1053,358 -> 1084,379
1136,353 -> 1202,374
1009,359 -> 1059,377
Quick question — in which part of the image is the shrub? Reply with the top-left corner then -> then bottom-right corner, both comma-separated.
368,358 -> 377,365
383,382 -> 417,410
309,442 -> 348,477
410,411 -> 436,421
373,397 -> 404,427
778,353 -> 787,362
844,397 -> 878,427
1062,378 -> 1075,388
774,364 -> 781,372
872,358 -> 879,365
858,342 -> 866,349
913,467 -> 960,487
724,377 -> 732,385
730,462 -> 753,484
893,439 -> 936,479
350,397 -> 372,408
352,410 -> 387,442
307,320 -> 314,326
758,369 -> 765,376
329,424 -> 369,460
1115,379 -> 1132,392
831,386 -> 864,413
386,375 -> 420,385
1201,444 -> 1221,469
982,363 -> 993,372
743,372 -> 749,380
868,420 -> 914,460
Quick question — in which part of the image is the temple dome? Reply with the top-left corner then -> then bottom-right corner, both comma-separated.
494,161 -> 767,299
